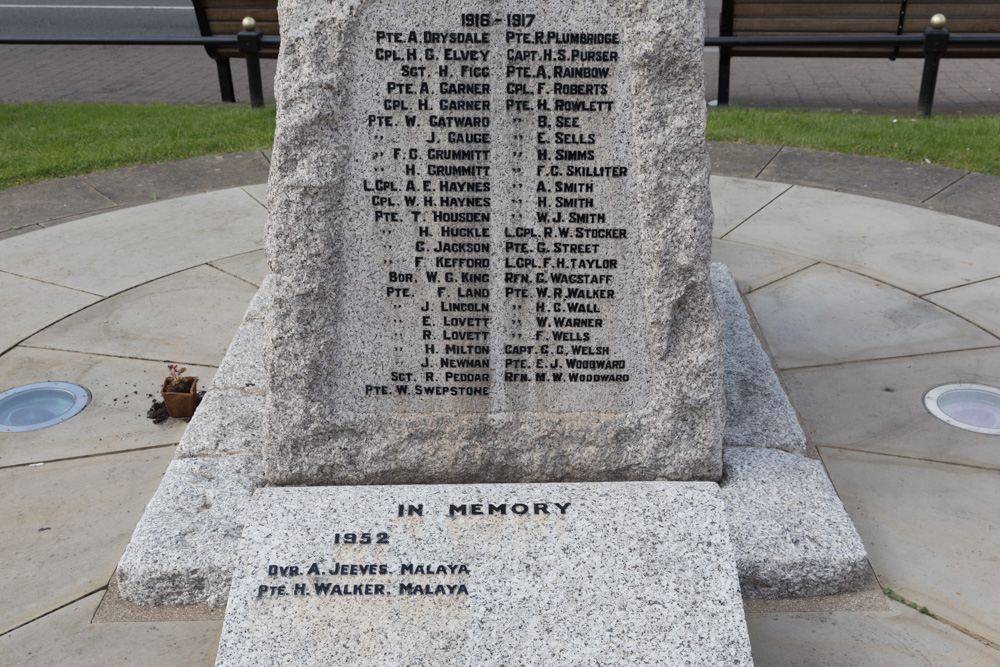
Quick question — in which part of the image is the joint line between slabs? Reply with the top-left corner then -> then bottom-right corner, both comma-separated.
717,181 -> 794,240
0,588 -> 106,639
920,171 -> 970,205
17,343 -> 222,369
776,344 -> 1000,372
738,260 -> 819,295
0,268 -> 103,298
753,144 -> 783,180
919,273 -> 1000,298
0,441 -> 179,471
817,444 -> 1000,473
203,261 -> 262,289
915,296 -> 1000,342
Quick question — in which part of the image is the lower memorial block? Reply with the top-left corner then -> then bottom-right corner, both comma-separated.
215,482 -> 753,666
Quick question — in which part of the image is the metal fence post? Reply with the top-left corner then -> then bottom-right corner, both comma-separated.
918,14 -> 949,117
237,16 -> 265,108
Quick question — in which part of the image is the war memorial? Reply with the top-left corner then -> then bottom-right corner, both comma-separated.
115,1 -> 869,663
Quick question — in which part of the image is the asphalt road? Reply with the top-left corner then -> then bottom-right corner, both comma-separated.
0,0 -> 200,37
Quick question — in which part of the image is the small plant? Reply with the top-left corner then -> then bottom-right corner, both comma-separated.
150,192 -> 159,201
884,588 -> 936,618
160,363 -> 200,418
164,364 -> 193,393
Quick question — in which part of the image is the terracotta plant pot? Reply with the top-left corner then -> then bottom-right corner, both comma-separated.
160,376 -> 199,418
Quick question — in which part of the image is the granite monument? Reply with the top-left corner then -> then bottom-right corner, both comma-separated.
263,0 -> 724,486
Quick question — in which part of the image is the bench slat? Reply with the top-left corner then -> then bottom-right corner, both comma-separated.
736,4 -> 900,18
199,0 -> 278,7
734,17 -> 1000,32
208,19 -> 279,34
734,18 -> 899,31
205,8 -> 278,21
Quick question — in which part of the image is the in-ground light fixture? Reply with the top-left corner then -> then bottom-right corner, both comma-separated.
924,383 -> 1000,436
0,382 -> 92,433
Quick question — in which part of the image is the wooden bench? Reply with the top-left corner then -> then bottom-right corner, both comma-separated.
192,0 -> 280,102
718,0 -> 1000,105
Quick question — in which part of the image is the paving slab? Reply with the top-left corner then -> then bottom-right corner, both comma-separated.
821,447 -> 1000,646
924,173 -> 1000,227
747,264 -> 998,369
711,175 -> 791,237
80,152 -> 271,206
707,142 -> 781,179
0,271 -> 100,354
241,183 -> 268,209
925,278 -> 1000,338
0,225 -> 40,241
758,147 -> 966,204
746,605 -> 1000,666
0,591 -> 221,667
727,186 -> 1000,295
0,347 -> 216,467
209,249 -> 269,287
0,187 -> 265,296
711,239 -> 816,292
25,265 -> 257,368
784,348 -> 1000,470
0,176 -> 115,229
0,447 -> 175,635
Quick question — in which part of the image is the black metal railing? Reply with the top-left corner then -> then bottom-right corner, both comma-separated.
2,26 -> 998,115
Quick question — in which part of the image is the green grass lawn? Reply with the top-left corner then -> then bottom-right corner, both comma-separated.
1,103 -> 276,190
707,108 -> 1000,177
1,102 -> 997,190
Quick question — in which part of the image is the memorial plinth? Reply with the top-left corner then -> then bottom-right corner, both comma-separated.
215,482 -> 753,666
264,0 -> 724,485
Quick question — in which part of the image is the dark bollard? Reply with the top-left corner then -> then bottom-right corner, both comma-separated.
238,16 -> 265,108
918,14 -> 949,117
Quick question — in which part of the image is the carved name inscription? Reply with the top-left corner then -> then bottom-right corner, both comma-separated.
253,501 -> 571,601
344,5 -> 650,414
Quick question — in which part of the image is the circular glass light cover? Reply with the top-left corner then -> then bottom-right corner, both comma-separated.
0,382 -> 91,433
924,383 -> 1000,435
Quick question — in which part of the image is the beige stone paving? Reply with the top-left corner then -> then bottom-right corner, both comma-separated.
747,605 -> 1000,666
209,249 -> 269,288
727,186 -> 1000,295
0,188 -> 265,296
926,277 -> 1000,338
747,264 -> 998,369
821,447 -> 1000,647
0,447 -> 176,635
782,348 -> 1000,470
0,348 -> 216,467
0,591 -> 221,667
25,265 -> 257,368
710,239 -> 816,293
0,271 -> 100,354
709,176 -> 791,237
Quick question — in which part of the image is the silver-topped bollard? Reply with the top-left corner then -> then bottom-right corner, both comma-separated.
918,14 -> 950,117
237,16 -> 265,108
